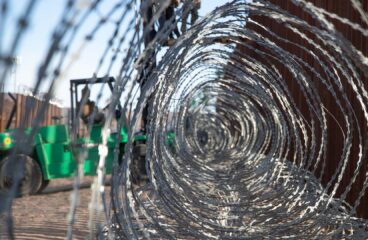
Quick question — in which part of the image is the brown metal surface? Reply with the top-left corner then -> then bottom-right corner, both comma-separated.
241,1 -> 368,218
0,93 -> 65,132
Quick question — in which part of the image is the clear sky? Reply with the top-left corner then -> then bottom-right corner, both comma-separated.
4,0 -> 230,107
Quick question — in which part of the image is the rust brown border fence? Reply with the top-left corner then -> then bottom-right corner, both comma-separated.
238,0 -> 368,218
0,93 -> 66,132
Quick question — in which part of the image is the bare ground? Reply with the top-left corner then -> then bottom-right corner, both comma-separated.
1,177 -> 110,240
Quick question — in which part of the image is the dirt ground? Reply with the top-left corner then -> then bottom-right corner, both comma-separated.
1,177 -> 111,239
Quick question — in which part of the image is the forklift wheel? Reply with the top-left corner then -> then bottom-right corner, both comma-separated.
0,155 -> 43,196
135,144 -> 147,157
39,180 -> 50,193
0,160 -> 4,190
131,144 -> 147,184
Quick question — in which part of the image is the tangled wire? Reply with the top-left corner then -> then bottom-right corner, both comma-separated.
1,0 -> 368,239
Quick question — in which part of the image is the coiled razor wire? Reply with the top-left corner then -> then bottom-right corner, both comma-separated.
0,0 -> 368,239
111,1 -> 368,239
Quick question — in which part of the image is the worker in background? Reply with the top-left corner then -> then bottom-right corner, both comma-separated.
79,85 -> 105,125
157,0 -> 181,46
135,0 -> 202,184
181,0 -> 201,34
133,0 -> 160,184
138,0 -> 202,131
140,0 -> 181,47
139,0 -> 157,133
141,0 -> 157,47
138,0 -> 182,130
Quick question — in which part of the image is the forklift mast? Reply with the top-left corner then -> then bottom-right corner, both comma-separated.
69,76 -> 119,128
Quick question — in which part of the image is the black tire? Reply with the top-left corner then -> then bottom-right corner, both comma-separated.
135,144 -> 147,157
0,160 -> 4,191
131,144 -> 147,184
39,180 -> 50,193
0,154 -> 43,196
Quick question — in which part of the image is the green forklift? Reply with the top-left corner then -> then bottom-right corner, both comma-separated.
0,77 -> 147,195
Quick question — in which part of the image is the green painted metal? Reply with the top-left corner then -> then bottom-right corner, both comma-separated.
0,121 -> 176,183
0,123 -> 130,180
0,77 -> 160,188
134,134 -> 147,142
